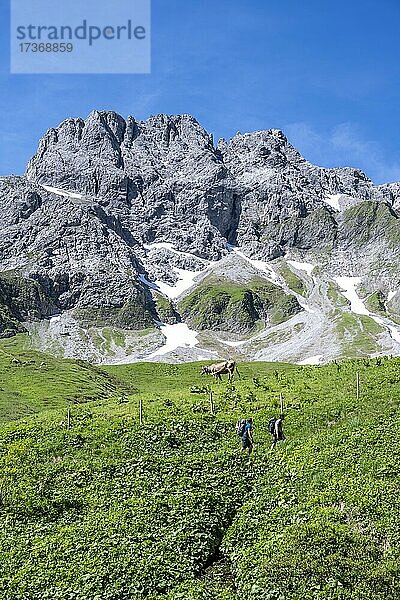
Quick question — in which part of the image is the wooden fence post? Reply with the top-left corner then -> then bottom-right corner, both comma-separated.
280,392 -> 284,415
139,398 -> 143,425
210,391 -> 214,415
67,408 -> 71,430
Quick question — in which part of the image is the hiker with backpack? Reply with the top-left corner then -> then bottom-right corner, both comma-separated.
236,419 -> 246,438
269,414 -> 285,450
236,418 -> 254,455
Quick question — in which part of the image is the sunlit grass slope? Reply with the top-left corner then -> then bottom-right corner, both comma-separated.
1,344 -> 400,599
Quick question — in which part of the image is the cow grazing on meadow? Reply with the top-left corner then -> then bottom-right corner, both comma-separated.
201,360 -> 240,382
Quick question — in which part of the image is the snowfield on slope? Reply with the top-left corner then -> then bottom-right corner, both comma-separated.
155,268 -> 201,299
41,184 -> 83,200
138,269 -> 200,299
141,243 -> 213,299
334,277 -> 369,315
297,355 -> 323,365
287,260 -> 315,277
146,322 -> 199,358
227,245 -> 279,282
324,193 -> 342,211
335,277 -> 400,345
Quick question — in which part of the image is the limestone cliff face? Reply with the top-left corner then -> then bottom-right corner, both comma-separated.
26,112 -> 236,260
1,110 -> 399,343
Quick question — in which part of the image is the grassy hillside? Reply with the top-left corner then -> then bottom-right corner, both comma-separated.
1,347 -> 400,599
0,335 -> 127,422
279,264 -> 307,296
178,276 -> 301,333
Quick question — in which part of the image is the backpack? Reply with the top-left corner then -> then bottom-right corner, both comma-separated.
236,419 -> 246,437
268,417 -> 277,435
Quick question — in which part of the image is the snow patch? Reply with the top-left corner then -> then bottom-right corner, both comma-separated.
49,314 -> 61,324
155,268 -> 199,299
227,244 -> 279,282
324,193 -> 342,211
144,242 -> 176,252
334,277 -> 369,315
139,268 -> 200,300
335,277 -> 400,346
142,242 -> 213,299
42,184 -> 83,200
287,260 -> 315,277
146,322 -> 199,358
387,290 -> 397,302
297,355 -> 323,365
374,315 -> 400,343
216,337 -> 244,348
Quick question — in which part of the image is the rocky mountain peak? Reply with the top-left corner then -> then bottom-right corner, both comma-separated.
2,110 -> 400,363
22,110 -> 400,265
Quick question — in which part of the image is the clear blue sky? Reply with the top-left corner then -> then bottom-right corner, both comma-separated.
1,0 -> 399,183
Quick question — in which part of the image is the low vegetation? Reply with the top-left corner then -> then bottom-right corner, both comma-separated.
327,282 -> 350,308
0,272 -> 55,337
365,290 -> 387,316
334,312 -> 385,357
341,201 -> 400,249
179,276 -> 301,333
1,340 -> 400,599
279,264 -> 306,296
73,288 -> 155,330
153,292 -> 179,324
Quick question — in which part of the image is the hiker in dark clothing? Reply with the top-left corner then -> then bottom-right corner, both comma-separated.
235,419 -> 246,438
270,414 -> 285,450
241,418 -> 254,455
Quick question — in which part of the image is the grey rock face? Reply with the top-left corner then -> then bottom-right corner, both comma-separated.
0,110 -> 399,352
26,111 -> 236,260
218,129 -> 384,259
0,271 -> 56,336
0,177 -> 42,226
25,111 -> 398,265
377,182 -> 400,211
387,292 -> 400,316
0,176 -> 155,328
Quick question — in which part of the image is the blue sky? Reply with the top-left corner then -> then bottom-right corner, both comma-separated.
1,0 -> 399,183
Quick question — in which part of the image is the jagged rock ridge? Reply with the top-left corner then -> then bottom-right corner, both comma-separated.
0,111 -> 399,362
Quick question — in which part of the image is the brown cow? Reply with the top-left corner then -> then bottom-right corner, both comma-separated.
201,360 -> 240,381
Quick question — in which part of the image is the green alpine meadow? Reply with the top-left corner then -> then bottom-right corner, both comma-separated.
1,335 -> 400,599
2,0 -> 400,598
